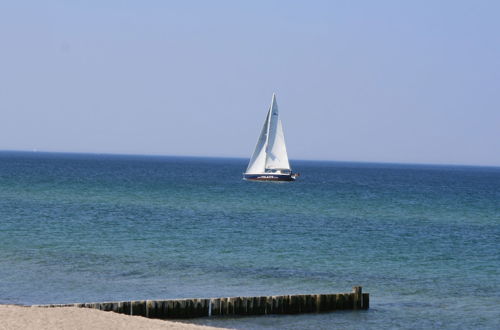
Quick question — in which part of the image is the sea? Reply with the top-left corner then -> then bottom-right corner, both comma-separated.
0,151 -> 499,329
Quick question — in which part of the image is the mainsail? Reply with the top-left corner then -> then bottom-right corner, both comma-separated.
245,94 -> 291,174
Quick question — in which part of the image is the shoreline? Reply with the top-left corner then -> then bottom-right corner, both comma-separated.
0,305 -> 226,330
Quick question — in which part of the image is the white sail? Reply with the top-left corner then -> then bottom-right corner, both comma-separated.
245,107 -> 271,174
265,118 -> 290,170
245,93 -> 291,174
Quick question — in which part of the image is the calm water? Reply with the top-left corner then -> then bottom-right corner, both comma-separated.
0,151 -> 499,329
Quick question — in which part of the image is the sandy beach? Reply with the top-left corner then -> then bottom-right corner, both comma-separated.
0,305 -> 226,330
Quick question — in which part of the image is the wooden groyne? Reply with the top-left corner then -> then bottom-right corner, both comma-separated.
33,286 -> 368,319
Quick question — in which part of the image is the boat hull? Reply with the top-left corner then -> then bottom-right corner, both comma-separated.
243,173 -> 296,182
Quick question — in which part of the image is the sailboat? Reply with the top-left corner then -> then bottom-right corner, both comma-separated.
243,93 -> 298,181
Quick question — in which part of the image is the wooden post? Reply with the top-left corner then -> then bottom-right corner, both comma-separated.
352,286 -> 362,310
362,293 -> 369,310
265,296 -> 273,314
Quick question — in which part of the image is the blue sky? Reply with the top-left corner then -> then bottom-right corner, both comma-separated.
1,1 -> 499,166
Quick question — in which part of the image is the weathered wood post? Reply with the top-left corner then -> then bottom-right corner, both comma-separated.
352,286 -> 362,310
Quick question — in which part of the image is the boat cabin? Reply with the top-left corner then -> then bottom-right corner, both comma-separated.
265,168 -> 291,175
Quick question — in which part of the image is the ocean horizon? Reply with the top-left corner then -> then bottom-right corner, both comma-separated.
1,151 -> 499,329
2,150 -> 499,169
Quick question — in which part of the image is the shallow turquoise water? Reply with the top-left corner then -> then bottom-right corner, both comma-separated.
0,152 -> 499,328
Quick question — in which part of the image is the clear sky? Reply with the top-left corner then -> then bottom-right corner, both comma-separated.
1,1 -> 499,166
